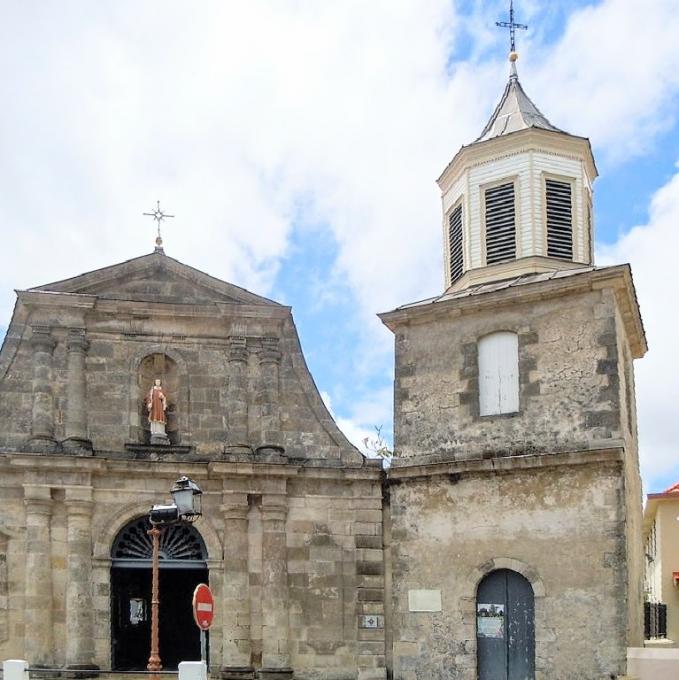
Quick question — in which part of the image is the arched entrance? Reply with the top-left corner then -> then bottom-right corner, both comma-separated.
110,516 -> 209,670
476,569 -> 535,680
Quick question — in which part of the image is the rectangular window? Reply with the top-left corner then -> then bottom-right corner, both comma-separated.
478,332 -> 519,416
448,204 -> 464,285
546,179 -> 573,260
485,182 -> 516,265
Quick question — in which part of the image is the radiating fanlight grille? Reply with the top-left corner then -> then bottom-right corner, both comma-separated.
448,204 -> 464,284
485,182 -> 516,265
546,179 -> 573,260
111,516 -> 207,562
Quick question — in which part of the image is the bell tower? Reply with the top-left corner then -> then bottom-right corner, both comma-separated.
381,23 -> 648,678
439,52 -> 597,291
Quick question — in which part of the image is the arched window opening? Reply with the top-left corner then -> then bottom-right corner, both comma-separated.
111,515 -> 207,568
138,353 -> 179,444
478,332 -> 519,416
477,569 -> 535,680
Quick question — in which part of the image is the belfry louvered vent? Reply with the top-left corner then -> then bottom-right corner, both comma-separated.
546,179 -> 573,260
448,204 -> 463,284
485,182 -> 516,265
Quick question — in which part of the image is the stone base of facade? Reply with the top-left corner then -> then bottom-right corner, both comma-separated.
63,663 -> 100,678
257,669 -> 293,680
219,667 -> 256,680
150,433 -> 170,446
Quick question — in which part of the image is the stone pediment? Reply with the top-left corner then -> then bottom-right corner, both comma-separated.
29,251 -> 280,306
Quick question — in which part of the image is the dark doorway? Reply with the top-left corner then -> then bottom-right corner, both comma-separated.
110,517 -> 209,671
476,569 -> 535,680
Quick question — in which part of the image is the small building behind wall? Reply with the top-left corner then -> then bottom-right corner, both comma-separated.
643,482 -> 679,646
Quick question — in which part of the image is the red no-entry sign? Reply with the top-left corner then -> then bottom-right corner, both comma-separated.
192,583 -> 215,630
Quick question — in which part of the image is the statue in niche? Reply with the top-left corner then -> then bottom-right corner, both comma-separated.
146,378 -> 169,445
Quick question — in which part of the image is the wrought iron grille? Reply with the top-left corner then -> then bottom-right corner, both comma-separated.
111,516 -> 207,565
644,601 -> 667,639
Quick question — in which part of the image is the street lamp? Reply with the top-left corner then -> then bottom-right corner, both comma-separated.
147,476 -> 203,672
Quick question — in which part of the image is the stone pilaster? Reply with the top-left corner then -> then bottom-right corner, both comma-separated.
225,337 -> 250,455
221,493 -> 254,679
28,326 -> 57,451
260,494 -> 292,679
63,329 -> 92,453
258,338 -> 282,454
65,488 -> 97,672
23,484 -> 53,666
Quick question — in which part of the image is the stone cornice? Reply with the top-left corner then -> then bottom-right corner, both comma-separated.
437,128 -> 597,193
0,451 -> 382,482
16,289 -> 291,320
379,264 -> 647,358
387,446 -> 625,483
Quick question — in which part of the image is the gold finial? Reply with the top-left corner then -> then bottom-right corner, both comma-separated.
509,51 -> 519,62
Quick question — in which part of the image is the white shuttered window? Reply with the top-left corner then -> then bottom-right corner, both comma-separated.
478,332 -> 519,416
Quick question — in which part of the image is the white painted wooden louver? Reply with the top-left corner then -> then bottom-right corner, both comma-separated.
485,182 -> 516,265
448,204 -> 464,284
478,332 -> 519,416
545,179 -> 573,260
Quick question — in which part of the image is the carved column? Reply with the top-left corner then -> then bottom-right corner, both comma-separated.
63,329 -> 92,453
258,338 -> 282,453
65,488 -> 97,671
225,337 -> 250,454
23,484 -> 53,666
28,326 -> 57,451
220,493 -> 253,679
260,494 -> 292,679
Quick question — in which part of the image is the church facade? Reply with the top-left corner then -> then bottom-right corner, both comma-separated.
0,54 -> 645,680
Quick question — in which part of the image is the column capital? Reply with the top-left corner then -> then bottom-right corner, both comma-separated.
67,328 -> 89,353
259,337 -> 281,365
23,486 -> 53,516
30,326 -> 56,352
228,336 -> 249,363
65,499 -> 94,518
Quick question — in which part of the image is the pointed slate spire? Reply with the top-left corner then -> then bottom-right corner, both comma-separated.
475,52 -> 564,143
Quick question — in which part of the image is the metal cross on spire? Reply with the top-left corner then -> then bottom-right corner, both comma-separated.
143,200 -> 174,253
496,0 -> 528,53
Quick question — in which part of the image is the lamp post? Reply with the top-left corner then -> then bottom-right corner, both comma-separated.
147,476 -> 203,672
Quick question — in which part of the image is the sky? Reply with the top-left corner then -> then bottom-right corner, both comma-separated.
1,0 -> 678,493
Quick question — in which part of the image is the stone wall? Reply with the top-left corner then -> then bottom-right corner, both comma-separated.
0,457 -> 385,679
0,255 -> 360,463
392,287 -> 625,462
387,456 -> 629,680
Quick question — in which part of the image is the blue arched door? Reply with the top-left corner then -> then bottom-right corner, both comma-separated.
476,569 -> 535,680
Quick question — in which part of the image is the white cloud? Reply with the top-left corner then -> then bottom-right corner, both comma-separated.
2,0 -> 679,489
528,0 -> 679,162
599,164 -> 679,490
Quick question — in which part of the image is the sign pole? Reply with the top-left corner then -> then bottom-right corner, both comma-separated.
192,583 -> 214,673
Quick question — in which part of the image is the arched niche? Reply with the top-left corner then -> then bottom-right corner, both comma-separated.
127,346 -> 190,445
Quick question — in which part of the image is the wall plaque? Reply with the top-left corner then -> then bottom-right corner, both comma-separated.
408,589 -> 442,612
